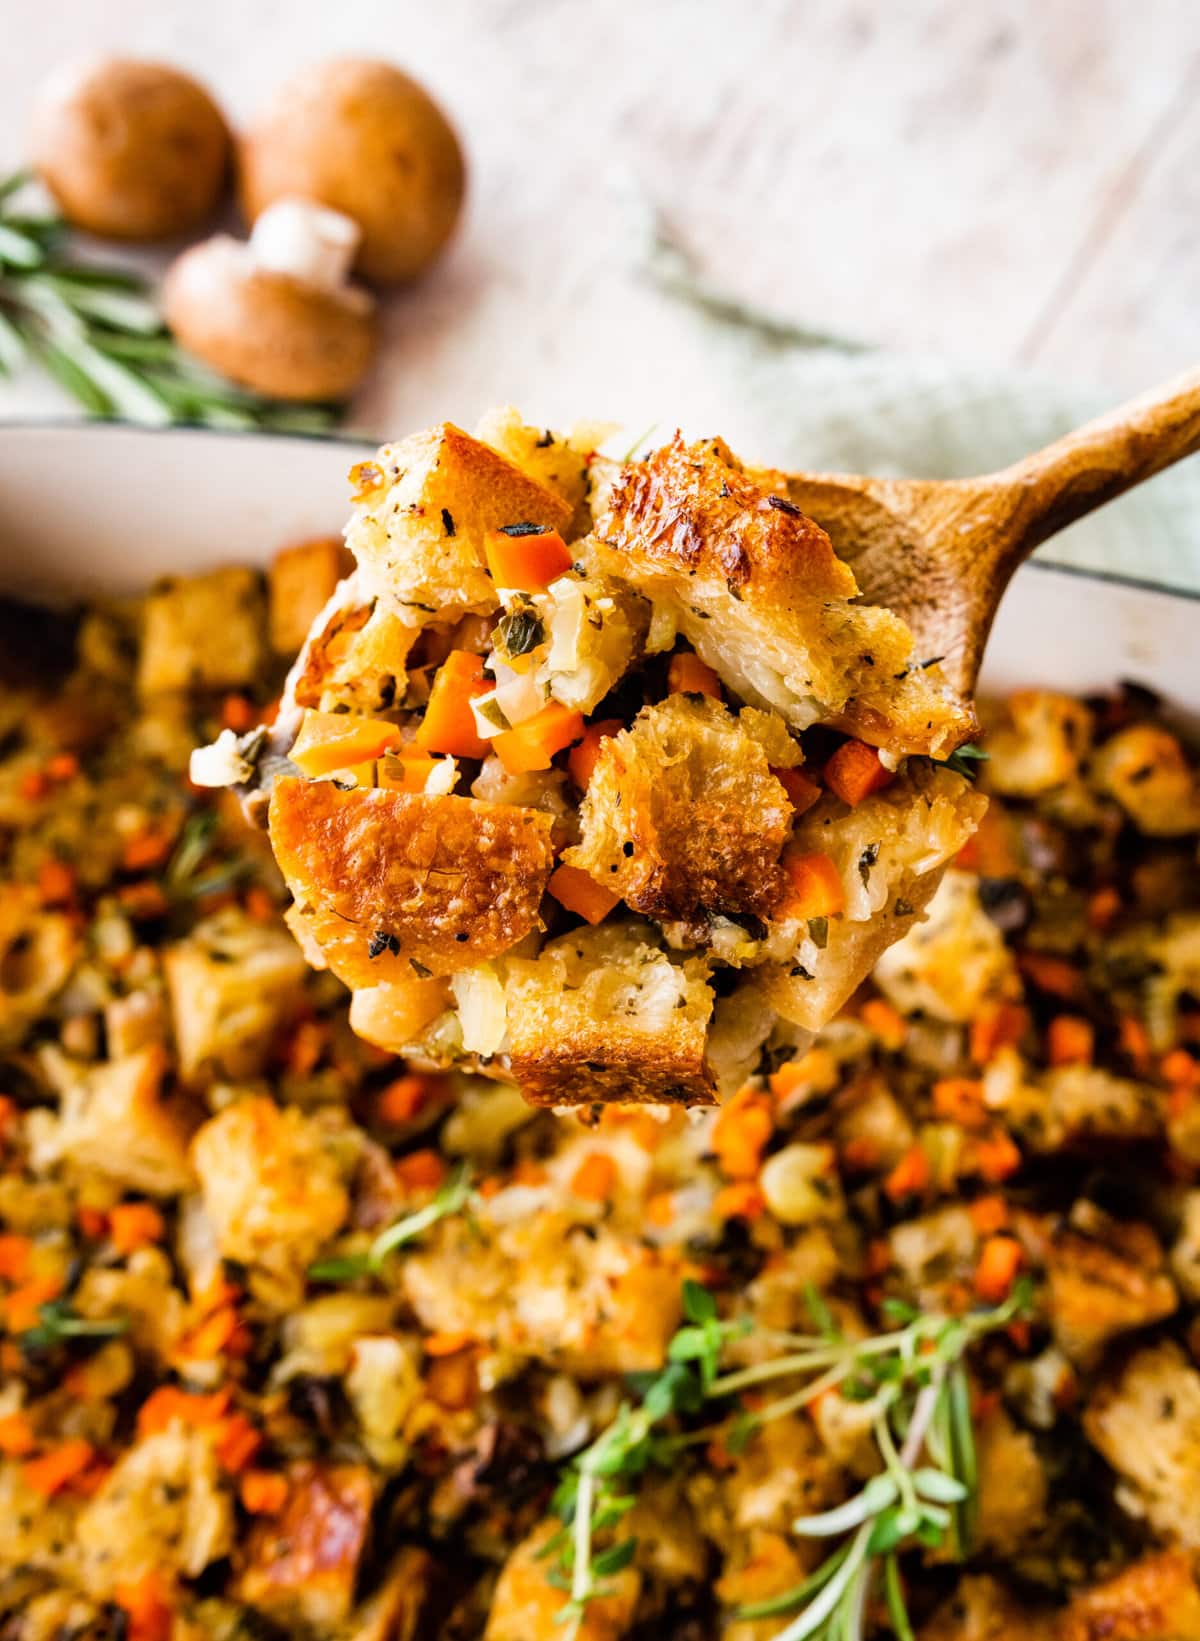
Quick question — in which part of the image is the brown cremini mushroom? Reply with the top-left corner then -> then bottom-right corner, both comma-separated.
238,57 -> 466,285
30,57 -> 230,240
163,200 -> 377,403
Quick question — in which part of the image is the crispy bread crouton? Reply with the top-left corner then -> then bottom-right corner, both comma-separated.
191,1096 -> 349,1304
918,1575 -> 1049,1641
485,1519 -> 640,1641
1059,1551 -> 1200,1641
345,423 -> 573,621
1084,1341 -> 1200,1545
138,566 -> 266,695
476,404 -> 605,538
1091,724 -> 1200,835
591,435 -> 973,756
269,777 -> 555,982
54,1045 -> 195,1197
268,536 -> 354,658
982,689 -> 1094,797
874,869 -> 1017,1024
236,1462 -> 375,1631
567,695 -> 793,933
288,575 -> 418,715
973,1406 -> 1046,1556
163,906 -> 308,1083
344,1547 -> 435,1641
1046,1210 -> 1177,1367
502,922 -> 715,1104
0,885 -> 78,1049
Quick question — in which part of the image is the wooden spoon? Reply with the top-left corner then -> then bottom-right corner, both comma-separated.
782,366 -> 1200,695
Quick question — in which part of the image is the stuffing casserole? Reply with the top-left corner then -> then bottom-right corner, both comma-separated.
215,412 -> 987,1106
3,496 -> 1200,1638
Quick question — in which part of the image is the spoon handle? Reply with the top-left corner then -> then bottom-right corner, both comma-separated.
989,363 -> 1200,560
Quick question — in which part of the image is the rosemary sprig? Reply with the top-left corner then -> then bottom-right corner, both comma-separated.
161,809 -> 252,902
308,1162 -> 472,1282
0,172 -> 339,431
543,1278 -> 1031,1640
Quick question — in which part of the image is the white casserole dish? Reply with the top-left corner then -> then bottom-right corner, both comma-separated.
0,422 -> 1197,724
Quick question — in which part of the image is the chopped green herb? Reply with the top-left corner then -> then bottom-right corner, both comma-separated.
308,1162 -> 471,1282
937,743 -> 990,780
20,1298 -> 127,1353
496,607 -> 546,659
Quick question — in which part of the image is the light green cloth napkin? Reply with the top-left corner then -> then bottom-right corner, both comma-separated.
644,225 -> 1200,594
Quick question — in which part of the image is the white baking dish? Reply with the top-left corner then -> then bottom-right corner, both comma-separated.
1,422 -> 1197,720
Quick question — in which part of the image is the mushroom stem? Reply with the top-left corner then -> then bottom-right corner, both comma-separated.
249,198 -> 362,293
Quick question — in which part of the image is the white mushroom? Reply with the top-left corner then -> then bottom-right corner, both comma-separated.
162,199 -> 377,403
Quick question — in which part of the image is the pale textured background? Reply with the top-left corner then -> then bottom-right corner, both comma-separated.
1,0 -> 1198,564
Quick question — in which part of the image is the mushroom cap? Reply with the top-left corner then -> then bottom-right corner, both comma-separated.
163,236 -> 377,403
238,57 -> 466,285
30,57 -> 230,241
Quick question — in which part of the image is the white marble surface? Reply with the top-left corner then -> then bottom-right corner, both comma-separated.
1,0 -> 1197,442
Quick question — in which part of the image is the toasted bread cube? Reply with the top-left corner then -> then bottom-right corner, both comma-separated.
138,566 -> 265,695
191,1096 -> 349,1301
77,1428 -> 233,1595
163,907 -> 308,1083
760,764 -> 987,1031
1045,1211 -> 1177,1367
1084,1341 -> 1200,1545
346,424 -> 573,621
288,574 -> 419,715
1092,723 -> 1200,835
0,885 -> 78,1050
236,1463 -> 374,1631
269,536 -> 354,658
919,1575 -> 1050,1641
344,1547 -> 435,1641
485,1519 -> 640,1641
973,1407 -> 1047,1556
566,695 -> 793,934
874,869 -> 1017,1024
56,1045 -> 195,1196
476,404 -> 607,538
503,922 -> 715,1104
591,435 -> 973,757
270,778 -> 556,982
1058,1551 -> 1200,1641
982,689 -> 1094,797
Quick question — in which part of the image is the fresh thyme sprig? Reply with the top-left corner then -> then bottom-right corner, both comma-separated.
308,1161 -> 472,1282
19,1296 -> 128,1354
936,742 -> 989,781
0,172 -> 338,431
543,1277 -> 1031,1640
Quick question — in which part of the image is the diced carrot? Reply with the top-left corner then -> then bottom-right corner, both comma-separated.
713,1182 -> 766,1221
824,740 -> 894,806
121,829 -> 173,872
1018,952 -> 1086,1002
286,1017 -> 326,1077
23,1438 -> 95,1496
861,998 -> 907,1050
768,1048 -> 837,1105
377,754 -> 443,792
1047,1016 -> 1094,1067
570,1151 -> 618,1202
1169,1083 -> 1195,1122
376,1073 -> 446,1125
970,1002 -> 1029,1065
772,765 -> 823,815
220,693 -> 259,733
968,1195 -> 1010,1235
243,885 -> 277,923
646,1190 -> 676,1228
547,863 -> 620,925
484,525 -> 573,590
567,719 -> 623,790
0,1097 -> 17,1144
424,1329 -> 477,1358
1087,886 -> 1122,932
779,851 -> 845,918
425,1347 -> 479,1410
883,1144 -> 931,1201
240,1469 -> 290,1516
974,1235 -> 1023,1303
138,1385 -> 231,1437
1163,1049 -> 1200,1089
493,701 -> 585,774
117,881 -> 169,919
667,651 -> 722,699
973,1128 -> 1023,1183
115,1570 -> 175,1641
394,1149 -> 447,1193
511,1159 -> 549,1187
712,1085 -> 774,1180
215,1413 -> 261,1473
37,859 -> 76,906
6,1273 -> 64,1334
415,650 -> 492,759
864,1238 -> 892,1277
0,1411 -> 36,1456
1119,1014 -> 1152,1074
109,1202 -> 165,1255
290,708 -> 403,776
175,1305 -> 240,1363
0,1233 -> 33,1282
932,1077 -> 987,1130
75,1205 -> 109,1241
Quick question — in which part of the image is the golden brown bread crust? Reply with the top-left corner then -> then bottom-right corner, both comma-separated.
566,695 -> 792,934
235,1462 -> 375,1630
1057,1552 -> 1200,1641
269,777 -> 555,982
289,577 -> 417,715
593,436 -> 975,757
346,422 -> 574,620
